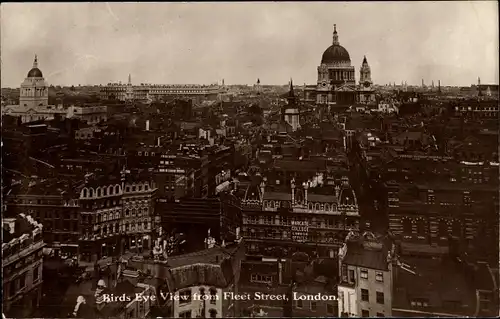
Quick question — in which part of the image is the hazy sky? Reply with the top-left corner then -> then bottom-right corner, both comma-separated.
1,2 -> 498,87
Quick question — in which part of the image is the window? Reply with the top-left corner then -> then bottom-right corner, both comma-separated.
411,298 -> 429,307
362,310 -> 369,317
310,301 -> 317,311
375,271 -> 383,282
438,220 -> 447,239
327,303 -> 335,315
296,299 -> 303,308
179,289 -> 191,304
360,269 -> 368,279
209,309 -> 217,318
416,220 -> 426,235
349,269 -> 355,283
33,265 -> 40,281
376,313 -> 385,317
209,288 -> 217,305
361,289 -> 369,302
179,311 -> 191,318
376,292 -> 384,304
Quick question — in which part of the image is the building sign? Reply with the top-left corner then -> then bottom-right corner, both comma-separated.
291,221 -> 308,243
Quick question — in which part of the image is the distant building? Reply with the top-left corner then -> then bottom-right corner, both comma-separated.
2,56 -> 67,123
67,105 -> 108,125
281,80 -> 300,132
100,77 -> 224,104
2,213 -> 45,318
357,56 -> 376,104
304,24 -> 377,109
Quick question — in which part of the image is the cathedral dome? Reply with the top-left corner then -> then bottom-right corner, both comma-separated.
321,44 -> 351,64
27,67 -> 43,78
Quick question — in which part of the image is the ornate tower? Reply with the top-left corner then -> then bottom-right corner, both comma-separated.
359,56 -> 372,85
282,79 -> 300,131
125,74 -> 134,101
358,56 -> 375,104
19,55 -> 49,109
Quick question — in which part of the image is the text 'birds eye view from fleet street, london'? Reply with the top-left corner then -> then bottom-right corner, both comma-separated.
0,2 -> 499,319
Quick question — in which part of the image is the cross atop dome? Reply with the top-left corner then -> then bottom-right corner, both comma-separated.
33,54 -> 38,68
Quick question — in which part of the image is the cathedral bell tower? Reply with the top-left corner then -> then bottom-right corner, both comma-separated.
359,56 -> 372,86
358,56 -> 375,104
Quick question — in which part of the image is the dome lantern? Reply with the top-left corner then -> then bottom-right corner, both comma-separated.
333,24 -> 339,45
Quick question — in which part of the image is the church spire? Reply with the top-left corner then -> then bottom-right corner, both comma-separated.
128,74 -> 132,85
289,78 -> 294,97
332,24 -> 339,45
33,54 -> 38,68
362,55 -> 367,64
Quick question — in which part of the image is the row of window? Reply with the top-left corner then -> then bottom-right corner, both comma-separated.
5,265 -> 41,299
401,219 -> 462,237
361,310 -> 385,317
84,221 -> 151,237
361,289 -> 385,304
250,274 -> 272,284
263,200 -> 342,212
295,299 -> 336,314
244,229 -> 345,243
179,309 -> 217,318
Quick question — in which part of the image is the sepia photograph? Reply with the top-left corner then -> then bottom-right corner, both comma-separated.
1,2 -> 499,318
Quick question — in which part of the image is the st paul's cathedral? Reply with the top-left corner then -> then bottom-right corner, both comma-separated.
304,25 -> 376,109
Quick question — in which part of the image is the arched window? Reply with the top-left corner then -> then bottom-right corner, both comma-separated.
115,185 -> 120,194
109,186 -> 114,195
89,188 -> 94,197
144,183 -> 149,190
138,185 -> 143,191
209,309 -> 217,318
97,188 -> 102,197
83,188 -> 88,198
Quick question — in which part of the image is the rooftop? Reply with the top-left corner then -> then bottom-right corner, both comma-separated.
393,256 -> 479,316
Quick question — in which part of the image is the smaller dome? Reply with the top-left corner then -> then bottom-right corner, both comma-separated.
27,68 -> 43,78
